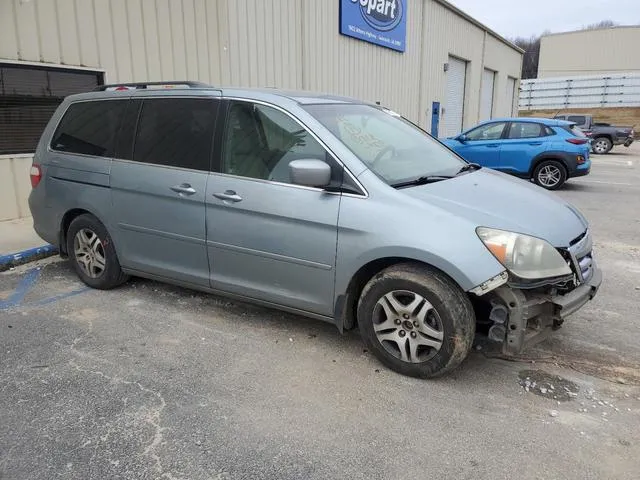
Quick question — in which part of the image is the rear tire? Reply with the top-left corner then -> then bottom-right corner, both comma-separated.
357,263 -> 475,378
592,137 -> 613,154
533,160 -> 567,190
66,214 -> 129,289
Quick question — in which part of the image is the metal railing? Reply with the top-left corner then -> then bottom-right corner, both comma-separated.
519,73 -> 640,110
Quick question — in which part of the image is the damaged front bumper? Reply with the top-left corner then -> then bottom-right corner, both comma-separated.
485,263 -> 602,355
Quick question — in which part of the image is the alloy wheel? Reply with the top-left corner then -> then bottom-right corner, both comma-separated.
537,165 -> 562,188
73,228 -> 106,278
373,290 -> 444,363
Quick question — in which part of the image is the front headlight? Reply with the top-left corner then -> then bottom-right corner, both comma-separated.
477,227 -> 572,280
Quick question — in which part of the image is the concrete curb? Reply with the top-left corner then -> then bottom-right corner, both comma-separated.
0,245 -> 59,272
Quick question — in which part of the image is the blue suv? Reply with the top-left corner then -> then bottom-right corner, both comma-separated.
441,118 -> 591,189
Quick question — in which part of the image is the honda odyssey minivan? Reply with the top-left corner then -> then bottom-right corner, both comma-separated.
29,82 -> 602,378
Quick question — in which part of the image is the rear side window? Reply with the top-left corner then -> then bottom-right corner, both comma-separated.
567,115 -> 586,126
51,100 -> 127,157
133,98 -> 217,171
507,122 -> 545,139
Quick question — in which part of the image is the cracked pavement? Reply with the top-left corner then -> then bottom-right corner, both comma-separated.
1,146 -> 640,479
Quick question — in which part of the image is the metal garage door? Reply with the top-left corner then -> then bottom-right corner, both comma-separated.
505,77 -> 517,116
480,69 -> 495,121
442,56 -> 467,137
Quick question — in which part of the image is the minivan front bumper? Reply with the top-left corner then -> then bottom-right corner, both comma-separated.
488,263 -> 602,355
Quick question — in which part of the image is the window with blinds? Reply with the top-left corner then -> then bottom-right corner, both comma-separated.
0,63 -> 104,155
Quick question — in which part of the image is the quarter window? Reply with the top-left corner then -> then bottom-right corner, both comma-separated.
465,122 -> 506,141
507,122 -> 544,139
51,100 -> 127,157
567,115 -> 586,126
133,98 -> 217,171
222,102 -> 332,184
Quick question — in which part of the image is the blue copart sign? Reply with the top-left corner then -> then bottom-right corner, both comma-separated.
339,0 -> 407,52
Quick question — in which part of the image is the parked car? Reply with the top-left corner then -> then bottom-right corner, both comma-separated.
554,113 -> 635,154
441,117 -> 591,190
29,83 -> 601,378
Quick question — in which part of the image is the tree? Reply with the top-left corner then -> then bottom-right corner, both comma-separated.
583,20 -> 617,29
511,35 -> 541,79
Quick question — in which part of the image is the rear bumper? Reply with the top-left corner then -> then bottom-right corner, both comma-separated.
489,264 -> 602,355
613,136 -> 634,146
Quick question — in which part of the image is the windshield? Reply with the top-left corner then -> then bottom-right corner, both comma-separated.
303,104 -> 465,185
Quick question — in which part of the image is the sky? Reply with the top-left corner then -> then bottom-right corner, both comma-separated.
447,0 -> 640,39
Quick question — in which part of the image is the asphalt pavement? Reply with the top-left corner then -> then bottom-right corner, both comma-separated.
1,145 -> 640,480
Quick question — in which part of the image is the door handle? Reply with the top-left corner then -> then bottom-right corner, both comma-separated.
485,144 -> 499,148
528,142 -> 543,146
213,190 -> 243,203
170,183 -> 197,195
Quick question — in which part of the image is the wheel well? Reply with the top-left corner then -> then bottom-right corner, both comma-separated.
530,156 -> 568,177
59,208 -> 92,256
593,134 -> 613,142
338,257 -> 457,331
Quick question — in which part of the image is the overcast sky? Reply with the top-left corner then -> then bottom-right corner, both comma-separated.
448,0 -> 640,39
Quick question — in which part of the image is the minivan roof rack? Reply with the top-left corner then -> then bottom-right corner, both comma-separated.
94,81 -> 212,91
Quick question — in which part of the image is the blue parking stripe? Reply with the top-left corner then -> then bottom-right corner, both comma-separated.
0,268 -> 42,310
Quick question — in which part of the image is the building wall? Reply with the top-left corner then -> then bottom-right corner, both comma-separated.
538,27 -> 640,78
0,0 -> 522,222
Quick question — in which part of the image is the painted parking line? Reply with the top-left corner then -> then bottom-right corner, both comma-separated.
577,179 -> 636,186
593,159 -> 635,167
0,267 -> 89,310
0,268 -> 41,310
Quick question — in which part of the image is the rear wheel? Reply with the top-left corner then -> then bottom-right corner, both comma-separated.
533,160 -> 567,190
67,214 -> 128,289
592,137 -> 613,154
357,263 -> 475,378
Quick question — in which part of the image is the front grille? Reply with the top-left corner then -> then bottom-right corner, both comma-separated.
577,252 -> 593,281
566,229 -> 593,283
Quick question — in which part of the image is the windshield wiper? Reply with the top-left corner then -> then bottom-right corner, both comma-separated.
391,175 -> 453,189
456,163 -> 482,175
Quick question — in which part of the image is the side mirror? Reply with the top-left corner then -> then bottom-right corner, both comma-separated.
289,159 -> 331,188
457,134 -> 468,143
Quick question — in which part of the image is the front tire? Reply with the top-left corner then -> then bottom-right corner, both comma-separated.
592,137 -> 613,154
66,214 -> 129,289
357,263 -> 475,378
533,160 -> 567,190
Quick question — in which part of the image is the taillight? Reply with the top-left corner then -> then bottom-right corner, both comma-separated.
566,138 -> 589,145
30,164 -> 42,188
577,155 -> 586,165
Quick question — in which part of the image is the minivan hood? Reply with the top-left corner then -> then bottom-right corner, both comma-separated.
402,169 -> 587,247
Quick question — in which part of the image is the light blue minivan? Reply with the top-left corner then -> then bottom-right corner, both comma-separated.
29,82 -> 602,378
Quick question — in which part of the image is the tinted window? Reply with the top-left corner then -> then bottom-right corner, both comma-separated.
133,98 -> 217,171
465,122 -> 506,141
568,115 -> 586,126
507,122 -> 544,139
51,100 -> 127,156
222,102 -> 331,184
